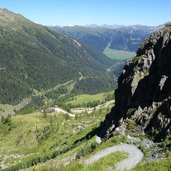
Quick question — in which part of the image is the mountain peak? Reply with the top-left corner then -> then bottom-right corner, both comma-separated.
0,8 -> 11,13
0,8 -> 16,20
0,8 -> 31,28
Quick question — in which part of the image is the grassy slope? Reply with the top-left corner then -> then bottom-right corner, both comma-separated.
0,104 -> 112,170
1,101 -> 171,171
35,128 -> 171,171
27,135 -> 128,171
53,152 -> 126,171
133,157 -> 171,171
65,91 -> 114,107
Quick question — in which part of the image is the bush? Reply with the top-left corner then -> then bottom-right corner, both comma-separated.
1,115 -> 11,125
76,142 -> 98,159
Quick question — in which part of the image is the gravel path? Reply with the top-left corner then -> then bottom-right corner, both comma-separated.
54,107 -> 75,117
84,144 -> 143,171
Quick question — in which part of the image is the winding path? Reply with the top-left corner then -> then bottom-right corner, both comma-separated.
84,144 -> 143,171
53,107 -> 75,117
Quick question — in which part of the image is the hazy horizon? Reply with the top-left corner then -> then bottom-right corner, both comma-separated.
0,0 -> 170,26
51,23 -> 163,27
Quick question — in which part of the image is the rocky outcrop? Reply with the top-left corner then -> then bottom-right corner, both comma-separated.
98,25 -> 171,141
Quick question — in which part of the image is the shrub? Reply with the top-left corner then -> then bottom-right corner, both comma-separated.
76,142 -> 98,159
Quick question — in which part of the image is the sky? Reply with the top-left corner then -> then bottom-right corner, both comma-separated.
0,0 -> 170,26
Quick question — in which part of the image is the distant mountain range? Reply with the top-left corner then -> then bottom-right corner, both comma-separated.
84,24 -> 162,30
0,9 -> 116,105
49,25 -> 163,53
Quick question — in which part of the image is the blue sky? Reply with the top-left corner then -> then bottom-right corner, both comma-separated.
0,0 -> 170,26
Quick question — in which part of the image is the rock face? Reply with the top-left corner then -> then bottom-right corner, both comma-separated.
98,25 -> 171,141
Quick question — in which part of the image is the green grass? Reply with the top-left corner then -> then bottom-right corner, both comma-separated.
65,91 -> 114,107
0,105 -> 111,170
85,151 -> 126,171
133,157 -> 171,171
55,152 -> 126,171
103,48 -> 135,60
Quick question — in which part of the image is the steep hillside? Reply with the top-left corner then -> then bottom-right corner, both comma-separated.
0,9 -> 115,105
98,24 -> 171,142
50,25 -> 156,53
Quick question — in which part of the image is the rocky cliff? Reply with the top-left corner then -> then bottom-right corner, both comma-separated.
98,24 -> 171,141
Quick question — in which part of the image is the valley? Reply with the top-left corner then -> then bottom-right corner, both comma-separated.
103,48 -> 136,60
50,25 -> 157,61
103,33 -> 136,60
0,6 -> 170,171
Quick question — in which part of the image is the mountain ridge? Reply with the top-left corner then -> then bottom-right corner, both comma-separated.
50,25 -> 161,53
98,24 -> 171,142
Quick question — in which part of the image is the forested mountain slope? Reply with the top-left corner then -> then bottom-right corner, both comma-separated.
0,9 -> 115,105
